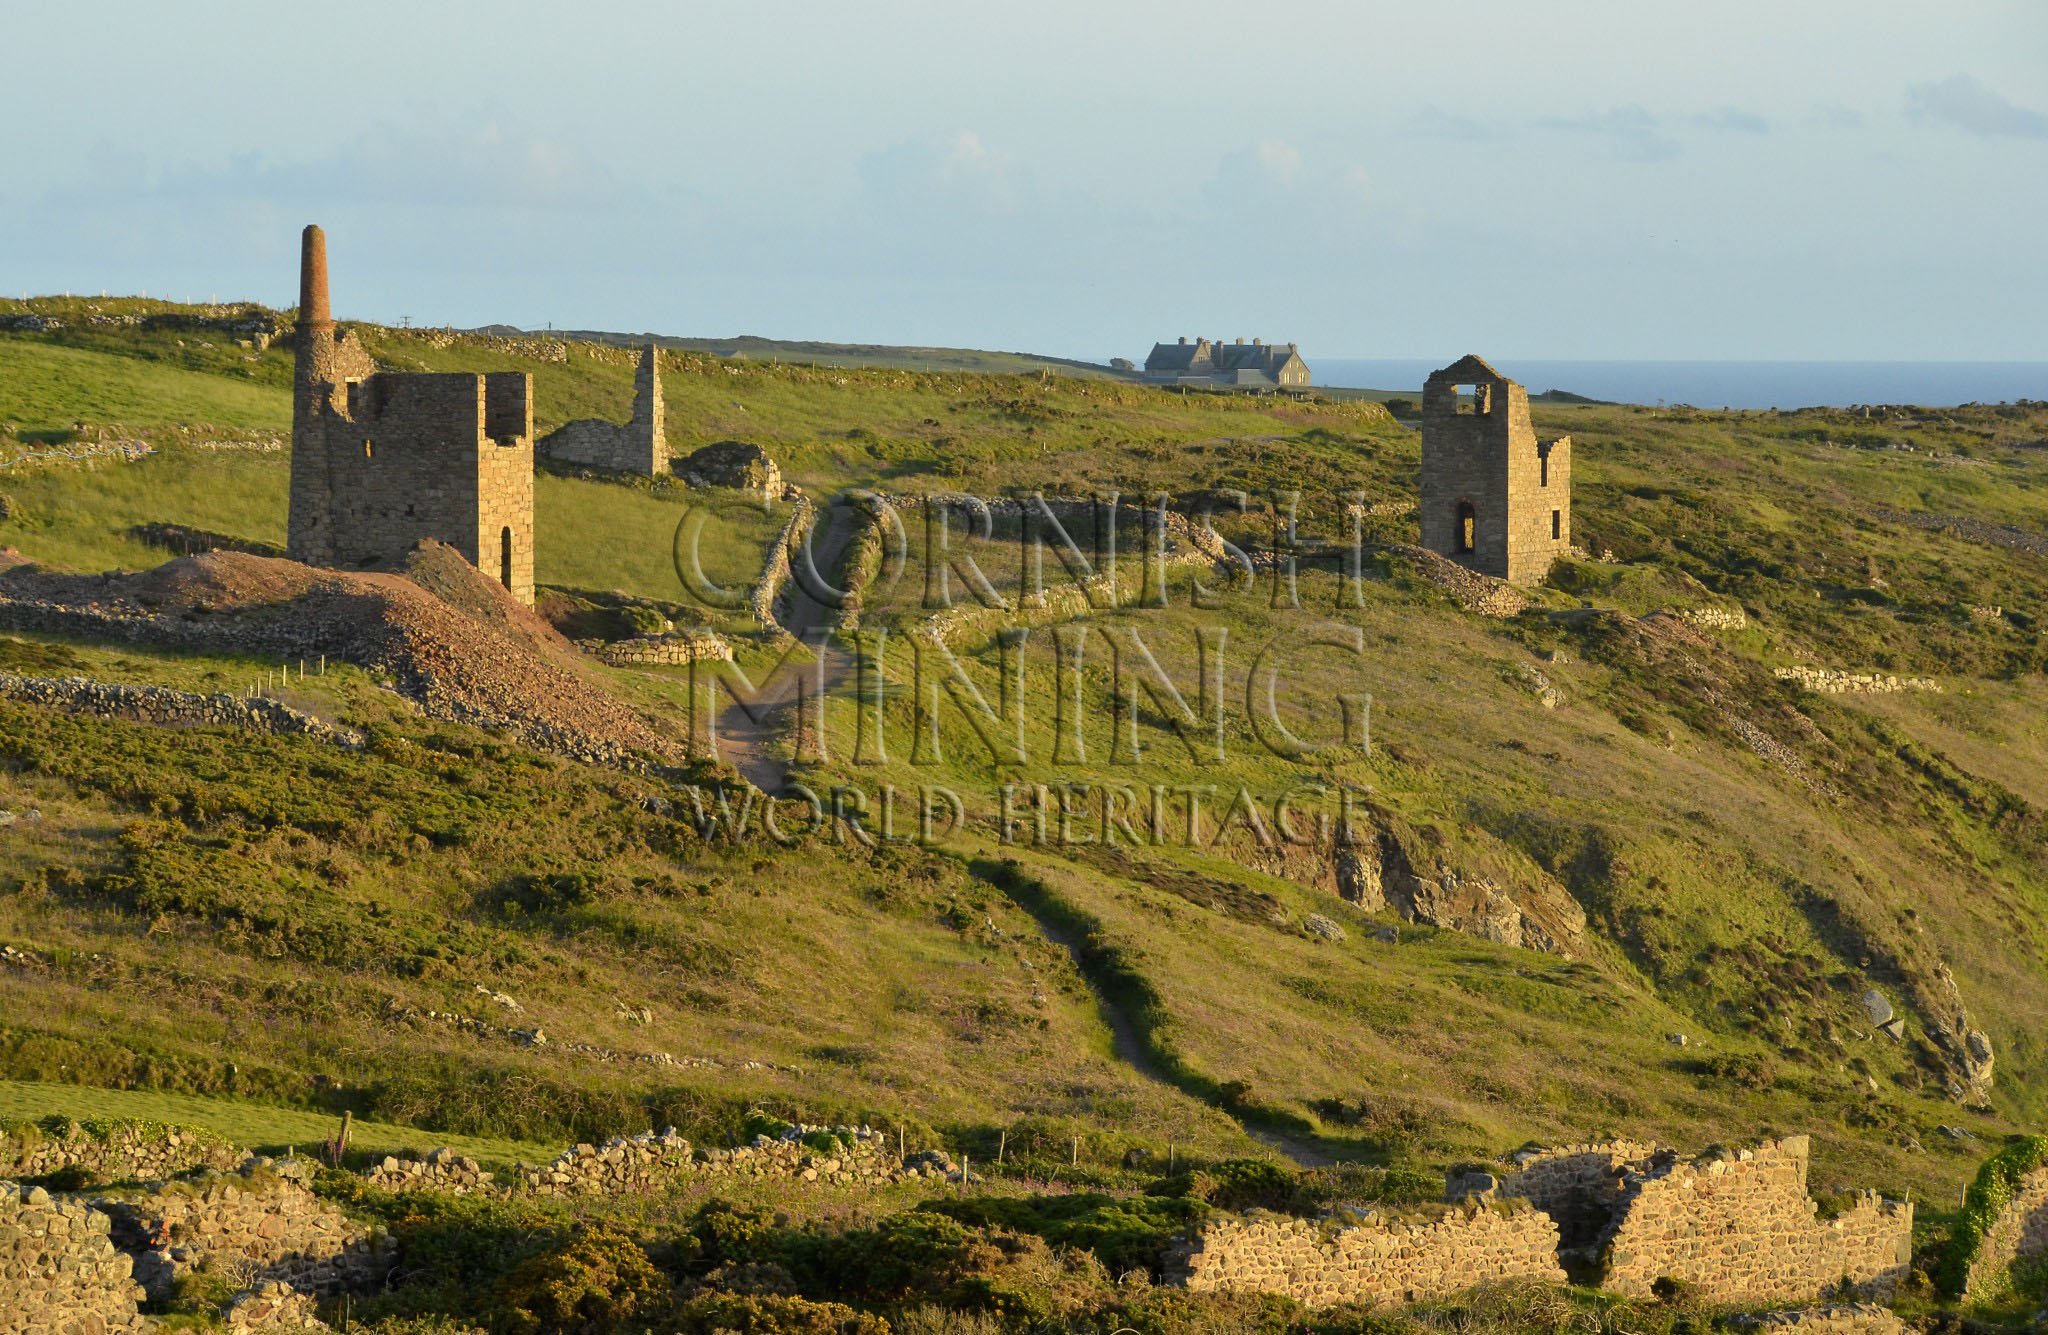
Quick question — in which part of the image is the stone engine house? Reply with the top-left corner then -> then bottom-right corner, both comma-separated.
539,343 -> 669,476
287,225 -> 536,603
1418,354 -> 1571,586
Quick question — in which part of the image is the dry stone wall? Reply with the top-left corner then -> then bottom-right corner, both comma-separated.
1962,1163 -> 2048,1297
1774,667 -> 1940,695
518,1126 -> 957,1197
1165,1200 -> 1566,1308
0,671 -> 366,748
363,1148 -> 493,1195
584,630 -> 733,667
0,1181 -> 150,1335
100,1162 -> 392,1301
1593,1136 -> 1911,1302
1,1117 -> 239,1184
750,493 -> 817,636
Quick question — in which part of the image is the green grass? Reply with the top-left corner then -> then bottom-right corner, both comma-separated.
0,1080 -> 558,1171
0,338 -> 288,438
6,303 -> 2048,1229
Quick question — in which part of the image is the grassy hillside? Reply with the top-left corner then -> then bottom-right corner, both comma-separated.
5,302 -> 2048,1262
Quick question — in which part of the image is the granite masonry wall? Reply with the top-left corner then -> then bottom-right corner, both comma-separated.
750,493 -> 817,636
1418,355 -> 1571,586
224,1279 -> 333,1331
1591,1136 -> 1912,1302
539,344 -> 667,476
0,1117 -> 240,1184
363,1148 -> 494,1195
0,1181 -> 150,1335
1165,1200 -> 1567,1308
1962,1163 -> 2048,1297
1773,667 -> 1941,695
1498,1139 -> 1664,1255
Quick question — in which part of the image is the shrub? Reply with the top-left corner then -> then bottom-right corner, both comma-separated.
672,1293 -> 890,1335
498,1225 -> 673,1335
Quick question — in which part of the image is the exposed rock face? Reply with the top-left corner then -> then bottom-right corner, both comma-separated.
679,440 -> 783,493
1331,813 -> 1588,958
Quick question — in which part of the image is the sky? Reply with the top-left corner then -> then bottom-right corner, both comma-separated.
2,1 -> 2044,362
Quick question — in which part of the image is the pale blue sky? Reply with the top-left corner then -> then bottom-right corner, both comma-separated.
3,1 -> 2043,360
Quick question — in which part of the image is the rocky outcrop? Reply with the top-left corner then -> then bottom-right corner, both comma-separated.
0,1181 -> 149,1335
1164,1199 -> 1566,1307
1333,811 -> 1588,958
679,441 -> 782,493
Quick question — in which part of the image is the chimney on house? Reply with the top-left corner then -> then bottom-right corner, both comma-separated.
1253,337 -> 1262,345
1178,336 -> 1187,345
1235,337 -> 1245,345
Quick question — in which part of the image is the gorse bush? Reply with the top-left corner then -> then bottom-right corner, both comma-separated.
498,1225 -> 674,1335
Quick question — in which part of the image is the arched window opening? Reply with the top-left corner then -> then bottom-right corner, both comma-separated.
1455,501 -> 1476,554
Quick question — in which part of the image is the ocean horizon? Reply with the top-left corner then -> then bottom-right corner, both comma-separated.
1303,358 -> 2048,411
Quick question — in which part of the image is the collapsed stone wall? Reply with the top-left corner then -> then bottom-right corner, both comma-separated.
1165,1200 -> 1566,1308
1774,666 -> 1940,695
98,1161 -> 392,1301
0,1181 -> 150,1335
538,345 -> 667,478
225,1279 -> 333,1331
0,670 -> 366,748
518,1126 -> 957,1197
1,1117 -> 240,1184
1962,1162 -> 2048,1297
1592,1136 -> 1911,1302
1729,1305 -> 1905,1335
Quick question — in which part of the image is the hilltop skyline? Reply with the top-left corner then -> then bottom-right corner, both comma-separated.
3,0 -> 2044,361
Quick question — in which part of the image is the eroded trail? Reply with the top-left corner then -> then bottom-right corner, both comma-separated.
713,500 -> 861,794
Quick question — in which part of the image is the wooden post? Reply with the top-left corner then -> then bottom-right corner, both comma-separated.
1168,1137 -> 1175,1172
961,1152 -> 968,1194
997,1130 -> 1006,1164
1071,1135 -> 1079,1168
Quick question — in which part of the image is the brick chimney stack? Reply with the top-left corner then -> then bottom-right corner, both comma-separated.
298,224 -> 331,330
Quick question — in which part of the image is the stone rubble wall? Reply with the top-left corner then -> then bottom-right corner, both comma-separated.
1165,1200 -> 1566,1308
362,1148 -> 493,1195
1729,1305 -> 1905,1335
1773,666 -> 1940,695
1962,1163 -> 2048,1297
0,670 -> 366,748
1595,1136 -> 1912,1302
751,493 -> 817,637
98,1162 -> 392,1301
0,1181 -> 150,1335
225,1279 -> 333,1331
1680,606 -> 1749,632
518,1126 -> 957,1197
583,630 -> 733,667
1,1117 -> 240,1184
1498,1140 -> 1665,1249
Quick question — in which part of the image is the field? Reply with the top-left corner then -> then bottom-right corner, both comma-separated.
4,302 -> 2048,1325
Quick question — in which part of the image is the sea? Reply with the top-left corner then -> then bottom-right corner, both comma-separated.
1307,359 -> 2048,411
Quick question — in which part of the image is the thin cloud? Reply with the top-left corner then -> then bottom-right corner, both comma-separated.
1689,107 -> 1769,134
1905,74 -> 2048,138
1536,105 -> 1679,162
1404,106 -> 1496,140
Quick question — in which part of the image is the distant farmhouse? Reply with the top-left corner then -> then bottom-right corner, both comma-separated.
1141,336 -> 1310,389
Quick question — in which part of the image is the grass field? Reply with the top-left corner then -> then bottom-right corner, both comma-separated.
3,305 -> 2048,1234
